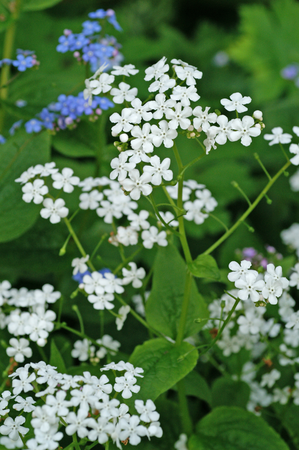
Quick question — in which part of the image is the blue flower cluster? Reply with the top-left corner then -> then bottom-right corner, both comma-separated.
281,63 -> 299,87
56,8 -> 123,73
73,268 -> 112,284
0,49 -> 38,72
21,92 -> 114,134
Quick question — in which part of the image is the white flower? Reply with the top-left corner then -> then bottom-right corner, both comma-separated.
260,369 -> 281,388
122,262 -> 146,288
115,226 -> 138,246
110,82 -> 138,104
96,200 -> 123,224
273,387 -> 290,405
122,169 -> 152,200
228,260 -> 252,282
79,190 -> 103,209
141,226 -> 168,249
158,211 -> 179,228
143,155 -> 173,186
13,395 -> 35,412
184,200 -> 208,224
147,93 -> 176,120
65,409 -> 89,438
220,92 -> 251,113
0,416 -> 29,441
72,255 -> 89,275
96,335 -> 120,358
171,85 -> 200,106
83,272 -> 105,295
290,263 -> 299,288
165,103 -> 192,130
281,223 -> 299,257
151,120 -> 178,148
128,210 -> 150,230
71,339 -> 95,361
34,284 -> 61,304
111,64 -> 139,76
129,98 -> 153,123
88,293 -> 114,310
22,179 -> 48,204
235,271 -> 265,302
114,373 -> 140,399
40,198 -> 69,224
289,169 -> 299,191
195,188 -> 217,212
171,59 -> 203,85
89,72 -> 115,95
6,338 -> 32,363
52,168 -> 80,193
193,106 -> 217,132
174,433 -> 188,450
119,415 -> 147,446
209,115 -> 233,145
145,57 -> 169,81
237,311 -> 262,335
148,74 -> 176,93
285,311 -> 299,330
264,127 -> 292,146
131,123 -> 154,153
289,143 -> 299,165
116,305 -> 130,330
135,399 -> 159,422
229,116 -> 261,146
110,108 -> 135,135
101,272 -> 124,294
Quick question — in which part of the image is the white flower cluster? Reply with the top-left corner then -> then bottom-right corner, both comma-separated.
0,281 -> 60,357
15,162 -> 80,224
204,256 -> 299,414
84,57 -> 262,205
228,260 -> 289,304
71,334 -> 121,362
0,360 -> 162,449
281,223 -> 299,257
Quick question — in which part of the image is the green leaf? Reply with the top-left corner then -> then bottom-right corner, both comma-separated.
145,244 -> 209,339
172,370 -> 212,405
23,0 -> 62,11
188,254 -> 220,280
52,121 -> 100,158
129,339 -> 198,401
0,130 -> 50,243
49,339 -> 66,373
189,406 -> 290,450
211,378 -> 250,409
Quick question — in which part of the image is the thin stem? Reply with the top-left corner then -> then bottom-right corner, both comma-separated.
279,143 -> 290,163
231,181 -> 252,206
254,153 -> 272,180
90,233 -> 108,262
113,247 -> 142,275
72,305 -> 85,335
176,270 -> 193,345
203,160 -> 291,255
178,151 -> 206,179
63,217 -> 96,271
177,378 -> 193,435
0,0 -> 23,132
114,294 -> 165,338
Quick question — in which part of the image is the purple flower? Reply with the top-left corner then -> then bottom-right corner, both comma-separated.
242,247 -> 257,258
281,64 -> 299,80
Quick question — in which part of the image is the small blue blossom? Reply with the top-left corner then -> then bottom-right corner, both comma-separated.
12,54 -> 35,72
9,120 -> 23,136
69,34 -> 89,51
25,119 -> 43,133
106,10 -> 122,31
39,108 -> 56,130
15,99 -> 27,108
82,20 -> 101,36
88,9 -> 106,19
72,268 -> 111,284
56,34 -> 76,53
0,135 -> 6,144
94,97 -> 114,110
281,64 -> 299,80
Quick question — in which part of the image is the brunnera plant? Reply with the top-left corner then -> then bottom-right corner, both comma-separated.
1,4 -> 299,450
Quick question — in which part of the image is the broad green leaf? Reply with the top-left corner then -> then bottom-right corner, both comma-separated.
23,0 -> 62,11
52,120 -> 101,158
188,254 -> 220,280
0,130 -> 50,242
172,370 -> 212,405
145,244 -> 209,339
129,339 -> 198,401
211,378 -> 250,409
274,403 -> 299,446
189,406 -> 290,450
49,339 -> 66,373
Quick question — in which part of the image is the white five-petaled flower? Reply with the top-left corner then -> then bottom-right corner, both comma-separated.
79,190 -> 103,210
193,106 -> 217,132
110,153 -> 136,182
144,57 -> 169,81
141,226 -> 168,249
0,416 -> 29,441
89,72 -> 115,95
6,338 -> 32,363
110,82 -> 138,104
264,127 -> 292,146
143,155 -> 173,186
235,271 -> 265,302
165,103 -> 192,130
151,120 -> 178,148
228,260 -> 252,282
122,169 -> 152,200
114,372 -> 140,399
116,305 -> 130,330
111,64 -> 139,76
40,198 -> 69,224
110,108 -> 135,135
289,143 -> 299,165
148,74 -> 176,93
22,179 -> 48,204
122,262 -> 146,288
72,255 -> 89,275
171,59 -> 203,85
229,116 -> 261,146
220,92 -> 252,113
52,168 -> 80,193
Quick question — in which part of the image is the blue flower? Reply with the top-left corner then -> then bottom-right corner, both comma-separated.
88,9 -> 107,19
72,268 -> 111,284
9,120 -> 23,136
39,108 -> 56,130
281,64 -> 299,80
56,34 -> 76,53
82,20 -> 101,36
0,135 -> 6,144
12,55 -> 35,72
25,119 -> 43,133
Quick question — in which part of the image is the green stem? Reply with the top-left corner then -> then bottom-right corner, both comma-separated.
177,378 -> 193,435
114,294 -> 165,338
113,247 -> 142,275
176,270 -> 193,345
63,217 -> 96,271
0,0 -> 23,132
90,233 -> 108,262
254,153 -> 272,180
203,160 -> 291,255
72,305 -> 85,334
